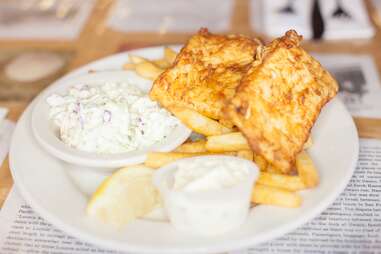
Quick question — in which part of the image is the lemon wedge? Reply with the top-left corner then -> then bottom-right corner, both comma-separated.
86,165 -> 159,227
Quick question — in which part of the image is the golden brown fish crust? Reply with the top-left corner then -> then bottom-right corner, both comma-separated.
149,28 -> 259,120
225,30 -> 338,173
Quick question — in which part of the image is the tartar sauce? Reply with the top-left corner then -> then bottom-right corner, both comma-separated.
47,82 -> 179,154
173,160 -> 249,192
154,156 -> 259,236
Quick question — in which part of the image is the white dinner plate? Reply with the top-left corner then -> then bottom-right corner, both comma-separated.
9,46 -> 359,254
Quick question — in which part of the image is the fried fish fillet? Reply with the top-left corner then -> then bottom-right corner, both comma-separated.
225,30 -> 338,173
149,28 -> 259,120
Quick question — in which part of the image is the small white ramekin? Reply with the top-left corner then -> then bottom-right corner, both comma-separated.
153,155 -> 259,236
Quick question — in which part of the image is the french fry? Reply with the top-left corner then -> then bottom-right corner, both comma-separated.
164,47 -> 177,64
266,164 -> 283,174
123,63 -> 135,70
303,136 -> 313,149
145,152 -> 236,168
236,150 -> 254,161
218,118 -> 235,129
153,59 -> 171,69
127,53 -> 171,69
145,152 -> 201,168
169,106 -> 232,136
257,172 -> 306,191
251,184 -> 302,208
128,55 -> 146,64
206,132 -> 249,152
296,151 -> 319,188
173,140 -> 207,153
253,154 -> 268,171
223,151 -> 237,156
135,62 -> 164,80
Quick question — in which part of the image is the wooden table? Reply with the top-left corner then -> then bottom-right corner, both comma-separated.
1,0 -> 381,208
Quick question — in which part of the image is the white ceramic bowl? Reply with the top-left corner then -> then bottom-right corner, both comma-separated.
31,70 -> 191,171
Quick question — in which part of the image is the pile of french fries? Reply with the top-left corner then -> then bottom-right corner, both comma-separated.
123,48 -> 320,209
123,47 -> 177,80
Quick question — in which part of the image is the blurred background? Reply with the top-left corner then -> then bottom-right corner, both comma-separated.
0,0 -> 381,129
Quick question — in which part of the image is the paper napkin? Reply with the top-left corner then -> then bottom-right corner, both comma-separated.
251,0 -> 375,40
